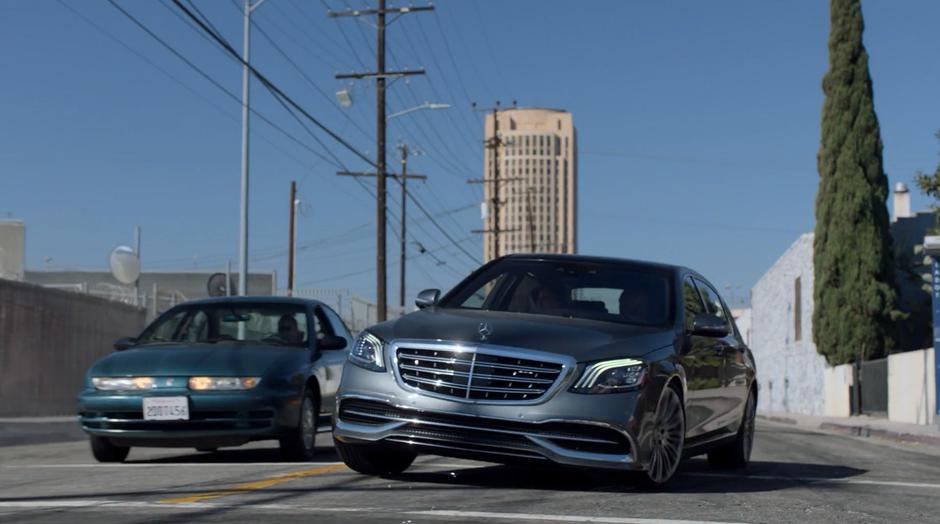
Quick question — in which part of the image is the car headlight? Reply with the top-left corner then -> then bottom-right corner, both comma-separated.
570,358 -> 646,394
92,377 -> 156,391
349,332 -> 385,371
188,377 -> 260,390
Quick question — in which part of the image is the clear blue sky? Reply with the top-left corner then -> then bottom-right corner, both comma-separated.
2,0 -> 939,307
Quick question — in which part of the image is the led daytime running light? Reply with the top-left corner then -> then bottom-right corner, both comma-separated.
573,358 -> 644,389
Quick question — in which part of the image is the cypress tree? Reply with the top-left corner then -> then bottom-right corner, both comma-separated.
814,0 -> 899,365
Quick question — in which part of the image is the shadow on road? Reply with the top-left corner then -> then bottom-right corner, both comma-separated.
390,458 -> 868,494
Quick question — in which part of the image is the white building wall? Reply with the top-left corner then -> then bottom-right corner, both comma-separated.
731,308 -> 752,347
750,233 -> 827,415
888,347 -> 935,425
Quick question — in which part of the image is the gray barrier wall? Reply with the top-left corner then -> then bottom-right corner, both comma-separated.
0,279 -> 146,416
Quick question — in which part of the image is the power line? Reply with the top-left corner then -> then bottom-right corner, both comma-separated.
105,0 -> 345,169
172,0 -> 478,277
242,0 -> 374,144
171,0 -> 377,167
405,14 -> 484,162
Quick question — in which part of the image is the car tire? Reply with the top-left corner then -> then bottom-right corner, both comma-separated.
333,439 -> 416,476
707,389 -> 757,469
279,389 -> 318,461
90,436 -> 130,463
638,385 -> 685,488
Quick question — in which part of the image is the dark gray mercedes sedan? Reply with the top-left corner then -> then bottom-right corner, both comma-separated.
333,254 -> 757,486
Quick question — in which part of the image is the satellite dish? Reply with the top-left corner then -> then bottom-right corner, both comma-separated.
109,246 -> 140,285
207,272 -> 229,297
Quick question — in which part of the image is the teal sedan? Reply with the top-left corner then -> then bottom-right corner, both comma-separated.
77,297 -> 351,462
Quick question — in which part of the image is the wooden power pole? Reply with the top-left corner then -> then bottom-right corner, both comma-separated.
329,1 -> 432,321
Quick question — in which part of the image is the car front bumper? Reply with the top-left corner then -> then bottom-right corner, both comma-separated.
77,387 -> 302,447
333,361 -> 658,471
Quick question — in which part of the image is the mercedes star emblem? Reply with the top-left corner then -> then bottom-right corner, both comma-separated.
478,322 -> 492,341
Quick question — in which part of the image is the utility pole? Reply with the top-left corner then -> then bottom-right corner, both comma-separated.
238,0 -> 267,297
398,144 -> 428,309
329,1 -> 432,322
337,152 -> 426,311
134,225 -> 141,306
287,180 -> 297,296
470,101 -> 519,260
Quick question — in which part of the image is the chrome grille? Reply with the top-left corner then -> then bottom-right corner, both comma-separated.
394,344 -> 565,402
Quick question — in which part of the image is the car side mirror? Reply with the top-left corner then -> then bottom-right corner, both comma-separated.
113,337 -> 137,351
690,313 -> 729,338
319,335 -> 348,351
415,288 -> 441,309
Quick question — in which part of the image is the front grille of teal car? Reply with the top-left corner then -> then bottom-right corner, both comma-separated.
80,409 -> 275,431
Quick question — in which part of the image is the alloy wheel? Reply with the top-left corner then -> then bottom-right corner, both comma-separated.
647,388 -> 685,484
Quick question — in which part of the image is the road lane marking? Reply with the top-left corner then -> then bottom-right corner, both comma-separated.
408,511 -> 746,524
683,472 -> 940,490
0,500 -> 743,523
0,500 -> 372,512
2,462 -> 346,469
158,463 -> 347,504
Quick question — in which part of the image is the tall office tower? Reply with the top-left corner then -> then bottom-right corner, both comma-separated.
482,108 -> 577,262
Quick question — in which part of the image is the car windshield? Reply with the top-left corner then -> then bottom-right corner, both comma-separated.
439,259 -> 674,327
136,303 -> 308,347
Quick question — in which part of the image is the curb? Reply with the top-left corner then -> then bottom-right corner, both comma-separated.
756,414 -> 797,426
818,422 -> 940,448
757,414 -> 940,449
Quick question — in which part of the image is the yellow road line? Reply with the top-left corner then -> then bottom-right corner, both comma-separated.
159,464 -> 347,504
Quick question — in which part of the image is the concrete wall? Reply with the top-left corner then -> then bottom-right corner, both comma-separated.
0,279 -> 146,416
0,220 -> 25,281
888,347 -> 935,425
823,364 -> 853,417
751,233 -> 827,415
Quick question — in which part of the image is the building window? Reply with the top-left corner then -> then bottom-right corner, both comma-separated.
794,276 -> 802,342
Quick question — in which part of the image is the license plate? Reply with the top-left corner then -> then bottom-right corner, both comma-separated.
143,396 -> 189,421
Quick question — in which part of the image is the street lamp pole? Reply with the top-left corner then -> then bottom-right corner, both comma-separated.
238,0 -> 266,296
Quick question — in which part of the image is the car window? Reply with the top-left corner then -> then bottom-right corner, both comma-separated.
312,308 -> 336,341
137,303 -> 308,347
440,259 -> 674,327
321,306 -> 353,346
695,278 -> 732,329
683,277 -> 707,331
459,272 -> 509,309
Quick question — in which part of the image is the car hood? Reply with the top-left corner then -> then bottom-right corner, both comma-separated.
371,308 -> 677,362
89,343 -> 305,377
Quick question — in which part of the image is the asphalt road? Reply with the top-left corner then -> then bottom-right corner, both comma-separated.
0,420 -> 938,524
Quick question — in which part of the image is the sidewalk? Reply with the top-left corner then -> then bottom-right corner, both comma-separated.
758,411 -> 940,449
0,416 -> 85,447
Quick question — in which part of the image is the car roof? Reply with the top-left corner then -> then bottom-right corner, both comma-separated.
177,296 -> 321,307
498,253 -> 688,275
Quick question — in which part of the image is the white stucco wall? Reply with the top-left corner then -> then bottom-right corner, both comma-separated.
732,308 -> 752,347
751,233 -> 827,415
888,348 -> 935,425
823,364 -> 853,417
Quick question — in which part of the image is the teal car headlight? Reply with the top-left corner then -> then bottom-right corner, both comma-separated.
570,358 -> 647,394
188,377 -> 261,390
92,377 -> 157,391
349,332 -> 385,371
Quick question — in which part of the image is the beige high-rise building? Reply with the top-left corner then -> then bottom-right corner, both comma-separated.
482,107 -> 577,262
